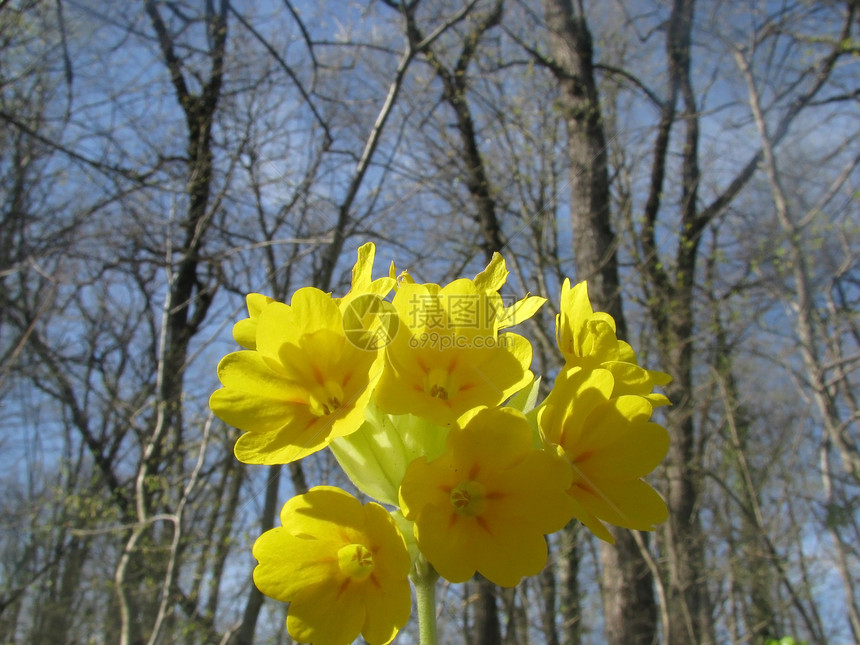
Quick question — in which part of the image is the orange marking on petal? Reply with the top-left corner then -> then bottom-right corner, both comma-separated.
476,515 -> 493,536
574,480 -> 595,495
335,578 -> 351,599
311,364 -> 325,385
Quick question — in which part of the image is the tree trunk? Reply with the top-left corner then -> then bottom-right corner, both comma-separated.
542,1 -> 658,642
639,1 -> 716,641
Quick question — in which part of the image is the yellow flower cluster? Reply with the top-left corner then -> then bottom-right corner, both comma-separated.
210,244 -> 670,645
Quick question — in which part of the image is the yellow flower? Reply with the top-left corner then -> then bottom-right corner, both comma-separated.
538,367 -> 669,543
253,487 -> 412,645
556,279 -> 670,403
374,280 -> 533,426
209,287 -> 381,464
399,407 -> 575,587
232,293 -> 275,350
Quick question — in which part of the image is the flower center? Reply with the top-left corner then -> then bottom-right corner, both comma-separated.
337,543 -> 374,581
450,480 -> 486,517
308,380 -> 344,417
426,367 -> 452,401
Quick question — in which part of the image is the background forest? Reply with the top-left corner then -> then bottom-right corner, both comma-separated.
1,0 -> 858,643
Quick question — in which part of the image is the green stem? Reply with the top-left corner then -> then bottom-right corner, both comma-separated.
413,558 -> 439,645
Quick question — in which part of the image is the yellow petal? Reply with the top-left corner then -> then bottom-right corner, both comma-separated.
281,486 -> 368,532
398,456 -> 448,520
231,293 -> 275,349
363,502 -> 412,575
412,504 -> 481,583
361,580 -> 412,645
392,282 -> 434,334
483,451 -> 574,532
287,579 -> 366,645
604,361 -> 654,396
246,292 -> 275,317
568,495 -> 616,543
474,519 -> 549,587
537,403 -> 563,445
340,242 -> 397,301
448,407 -> 533,471
234,417 -> 329,465
232,318 -> 257,350
557,279 -> 592,353
573,476 -> 668,531
215,351 -> 294,395
209,387 -> 301,435
644,392 -> 672,407
285,329 -> 348,384
253,301 -> 293,368
351,242 -> 376,290
472,252 -> 508,292
291,287 -> 343,332
448,335 -> 534,413
546,368 -> 614,449
496,295 -> 546,330
581,419 -> 669,480
360,503 -> 413,644
252,530 -> 337,601
649,368 -> 673,386
581,395 -> 652,440
617,339 -> 638,364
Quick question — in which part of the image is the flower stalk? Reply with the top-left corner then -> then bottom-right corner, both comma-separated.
412,557 -> 439,645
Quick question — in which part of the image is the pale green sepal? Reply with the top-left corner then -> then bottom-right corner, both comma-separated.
394,413 -> 449,463
507,378 -> 545,449
329,401 -> 450,505
329,401 -> 415,506
506,376 -> 542,414
390,510 -> 420,564
525,403 -> 544,449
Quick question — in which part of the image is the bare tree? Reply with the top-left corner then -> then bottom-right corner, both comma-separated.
540,1 -> 659,642
3,1 -> 859,643
737,35 -> 860,639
